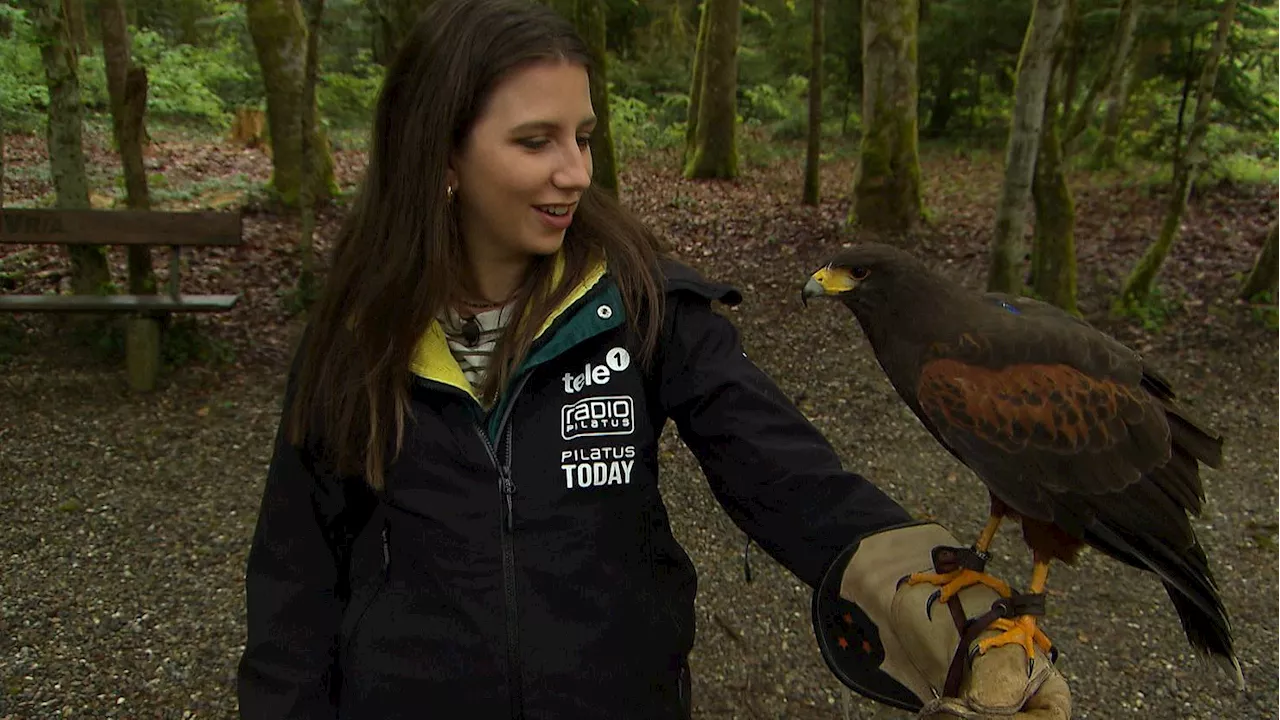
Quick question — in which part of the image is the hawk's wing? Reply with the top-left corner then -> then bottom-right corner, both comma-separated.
909,300 -> 1185,544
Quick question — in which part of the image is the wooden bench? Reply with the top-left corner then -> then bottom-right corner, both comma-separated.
0,208 -> 244,390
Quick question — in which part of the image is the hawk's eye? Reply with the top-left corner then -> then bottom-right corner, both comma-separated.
850,266 -> 870,280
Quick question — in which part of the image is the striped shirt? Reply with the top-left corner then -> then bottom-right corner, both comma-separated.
440,304 -> 513,396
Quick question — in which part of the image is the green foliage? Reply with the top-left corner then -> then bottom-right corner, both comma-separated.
0,3 -> 259,128
146,173 -> 261,206
741,75 -> 812,141
608,93 -> 686,163
1106,0 -> 1277,169
607,44 -> 692,114
0,5 -> 49,131
1203,146 -> 1279,186
1245,290 -> 1278,329
318,49 -> 384,128
1111,284 -> 1185,332
918,0 -> 1027,139
1249,286 -> 1280,330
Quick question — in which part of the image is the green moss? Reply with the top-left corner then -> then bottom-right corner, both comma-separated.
851,0 -> 921,232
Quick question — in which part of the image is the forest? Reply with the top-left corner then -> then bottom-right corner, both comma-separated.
0,0 -> 1276,718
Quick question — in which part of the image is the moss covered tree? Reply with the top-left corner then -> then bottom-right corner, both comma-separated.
684,0 -> 739,179
803,0 -> 823,206
852,0 -> 922,236
1117,0 -> 1236,310
246,0 -> 336,208
25,0 -> 111,296
297,0 -> 325,308
1093,58 -> 1135,167
100,0 -> 157,295
549,0 -> 619,196
1062,0 -> 1141,155
1240,223 -> 1278,301
685,2 -> 710,165
370,0 -> 436,65
1031,63 -> 1077,314
987,0 -> 1066,294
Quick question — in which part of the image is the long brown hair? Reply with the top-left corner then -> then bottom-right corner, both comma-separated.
288,0 -> 666,489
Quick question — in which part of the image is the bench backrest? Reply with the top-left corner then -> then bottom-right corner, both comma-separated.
0,209 -> 242,246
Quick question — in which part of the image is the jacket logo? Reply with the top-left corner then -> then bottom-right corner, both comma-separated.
562,347 -> 631,393
561,395 -> 634,440
561,446 -> 636,489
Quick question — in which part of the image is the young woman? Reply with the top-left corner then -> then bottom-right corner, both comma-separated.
236,1 -> 1070,718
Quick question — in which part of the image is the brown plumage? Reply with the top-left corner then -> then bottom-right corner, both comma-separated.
802,243 -> 1241,686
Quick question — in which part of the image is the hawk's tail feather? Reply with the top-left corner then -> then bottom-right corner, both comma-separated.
1089,522 -> 1240,688
1167,407 -> 1225,469
1166,578 -> 1245,690
1144,366 -> 1225,469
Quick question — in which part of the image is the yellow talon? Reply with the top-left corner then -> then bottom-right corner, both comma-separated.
974,615 -> 1053,660
906,568 -> 1013,603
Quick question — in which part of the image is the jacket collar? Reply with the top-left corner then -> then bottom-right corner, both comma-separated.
408,256 -> 609,400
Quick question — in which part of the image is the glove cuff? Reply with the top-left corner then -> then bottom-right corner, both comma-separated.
812,522 -> 1061,714
811,521 -> 951,711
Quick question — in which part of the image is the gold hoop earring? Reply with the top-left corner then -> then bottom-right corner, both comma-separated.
446,185 -> 455,202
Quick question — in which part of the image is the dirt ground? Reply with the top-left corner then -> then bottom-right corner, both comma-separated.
1,132 -> 1276,718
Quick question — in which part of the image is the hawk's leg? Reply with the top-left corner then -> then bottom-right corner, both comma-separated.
905,512 -> 1012,605
973,555 -> 1055,666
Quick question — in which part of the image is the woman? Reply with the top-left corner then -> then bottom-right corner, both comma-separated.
237,1 -> 1069,718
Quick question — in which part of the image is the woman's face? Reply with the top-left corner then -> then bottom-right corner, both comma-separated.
448,59 -> 595,286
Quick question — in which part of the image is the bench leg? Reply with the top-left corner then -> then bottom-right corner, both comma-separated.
126,317 -> 161,392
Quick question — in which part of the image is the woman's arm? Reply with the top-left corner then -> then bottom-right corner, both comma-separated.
657,291 -> 911,587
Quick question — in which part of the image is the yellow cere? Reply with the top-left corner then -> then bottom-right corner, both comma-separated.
812,265 -> 857,294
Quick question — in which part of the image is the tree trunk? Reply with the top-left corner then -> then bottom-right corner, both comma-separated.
685,1 -> 710,165
925,62 -> 957,138
1093,46 -> 1137,166
1031,63 -> 1077,314
803,0 -> 823,206
27,0 -> 110,296
1063,0 -> 1141,154
1057,0 -> 1080,123
1118,0 -> 1236,309
298,0 -> 325,309
1240,222 -> 1279,300
101,0 -> 157,295
247,0 -> 336,209
986,0 -> 1066,294
369,0 -> 435,65
851,0 -> 922,237
61,0 -> 90,55
684,0 -> 739,179
569,0 -> 619,196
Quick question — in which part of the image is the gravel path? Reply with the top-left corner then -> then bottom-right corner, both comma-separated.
1,160 -> 1276,718
2,275 -> 1274,719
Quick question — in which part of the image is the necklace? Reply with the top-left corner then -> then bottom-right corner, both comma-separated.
451,296 -> 513,348
457,296 -> 509,312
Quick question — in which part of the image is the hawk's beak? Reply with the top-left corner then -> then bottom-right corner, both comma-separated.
801,266 -> 856,307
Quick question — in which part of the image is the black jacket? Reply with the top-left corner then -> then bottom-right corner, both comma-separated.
237,259 -> 910,719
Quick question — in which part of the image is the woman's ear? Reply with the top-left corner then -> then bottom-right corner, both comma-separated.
445,166 -> 459,193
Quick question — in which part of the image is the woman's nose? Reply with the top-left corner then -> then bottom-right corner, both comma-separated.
553,143 -> 592,190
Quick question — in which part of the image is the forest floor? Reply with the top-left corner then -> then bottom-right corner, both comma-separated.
0,125 -> 1276,719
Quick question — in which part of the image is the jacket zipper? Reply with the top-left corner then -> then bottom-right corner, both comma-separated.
474,374 -> 531,719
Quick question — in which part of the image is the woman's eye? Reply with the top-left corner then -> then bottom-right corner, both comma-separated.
576,134 -> 592,147
518,138 -> 549,150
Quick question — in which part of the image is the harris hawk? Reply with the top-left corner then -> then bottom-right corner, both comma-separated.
801,243 -> 1242,687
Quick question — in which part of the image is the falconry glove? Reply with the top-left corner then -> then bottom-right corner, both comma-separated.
812,522 -> 1071,719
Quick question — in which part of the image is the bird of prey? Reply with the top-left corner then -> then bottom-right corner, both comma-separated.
801,243 -> 1242,686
